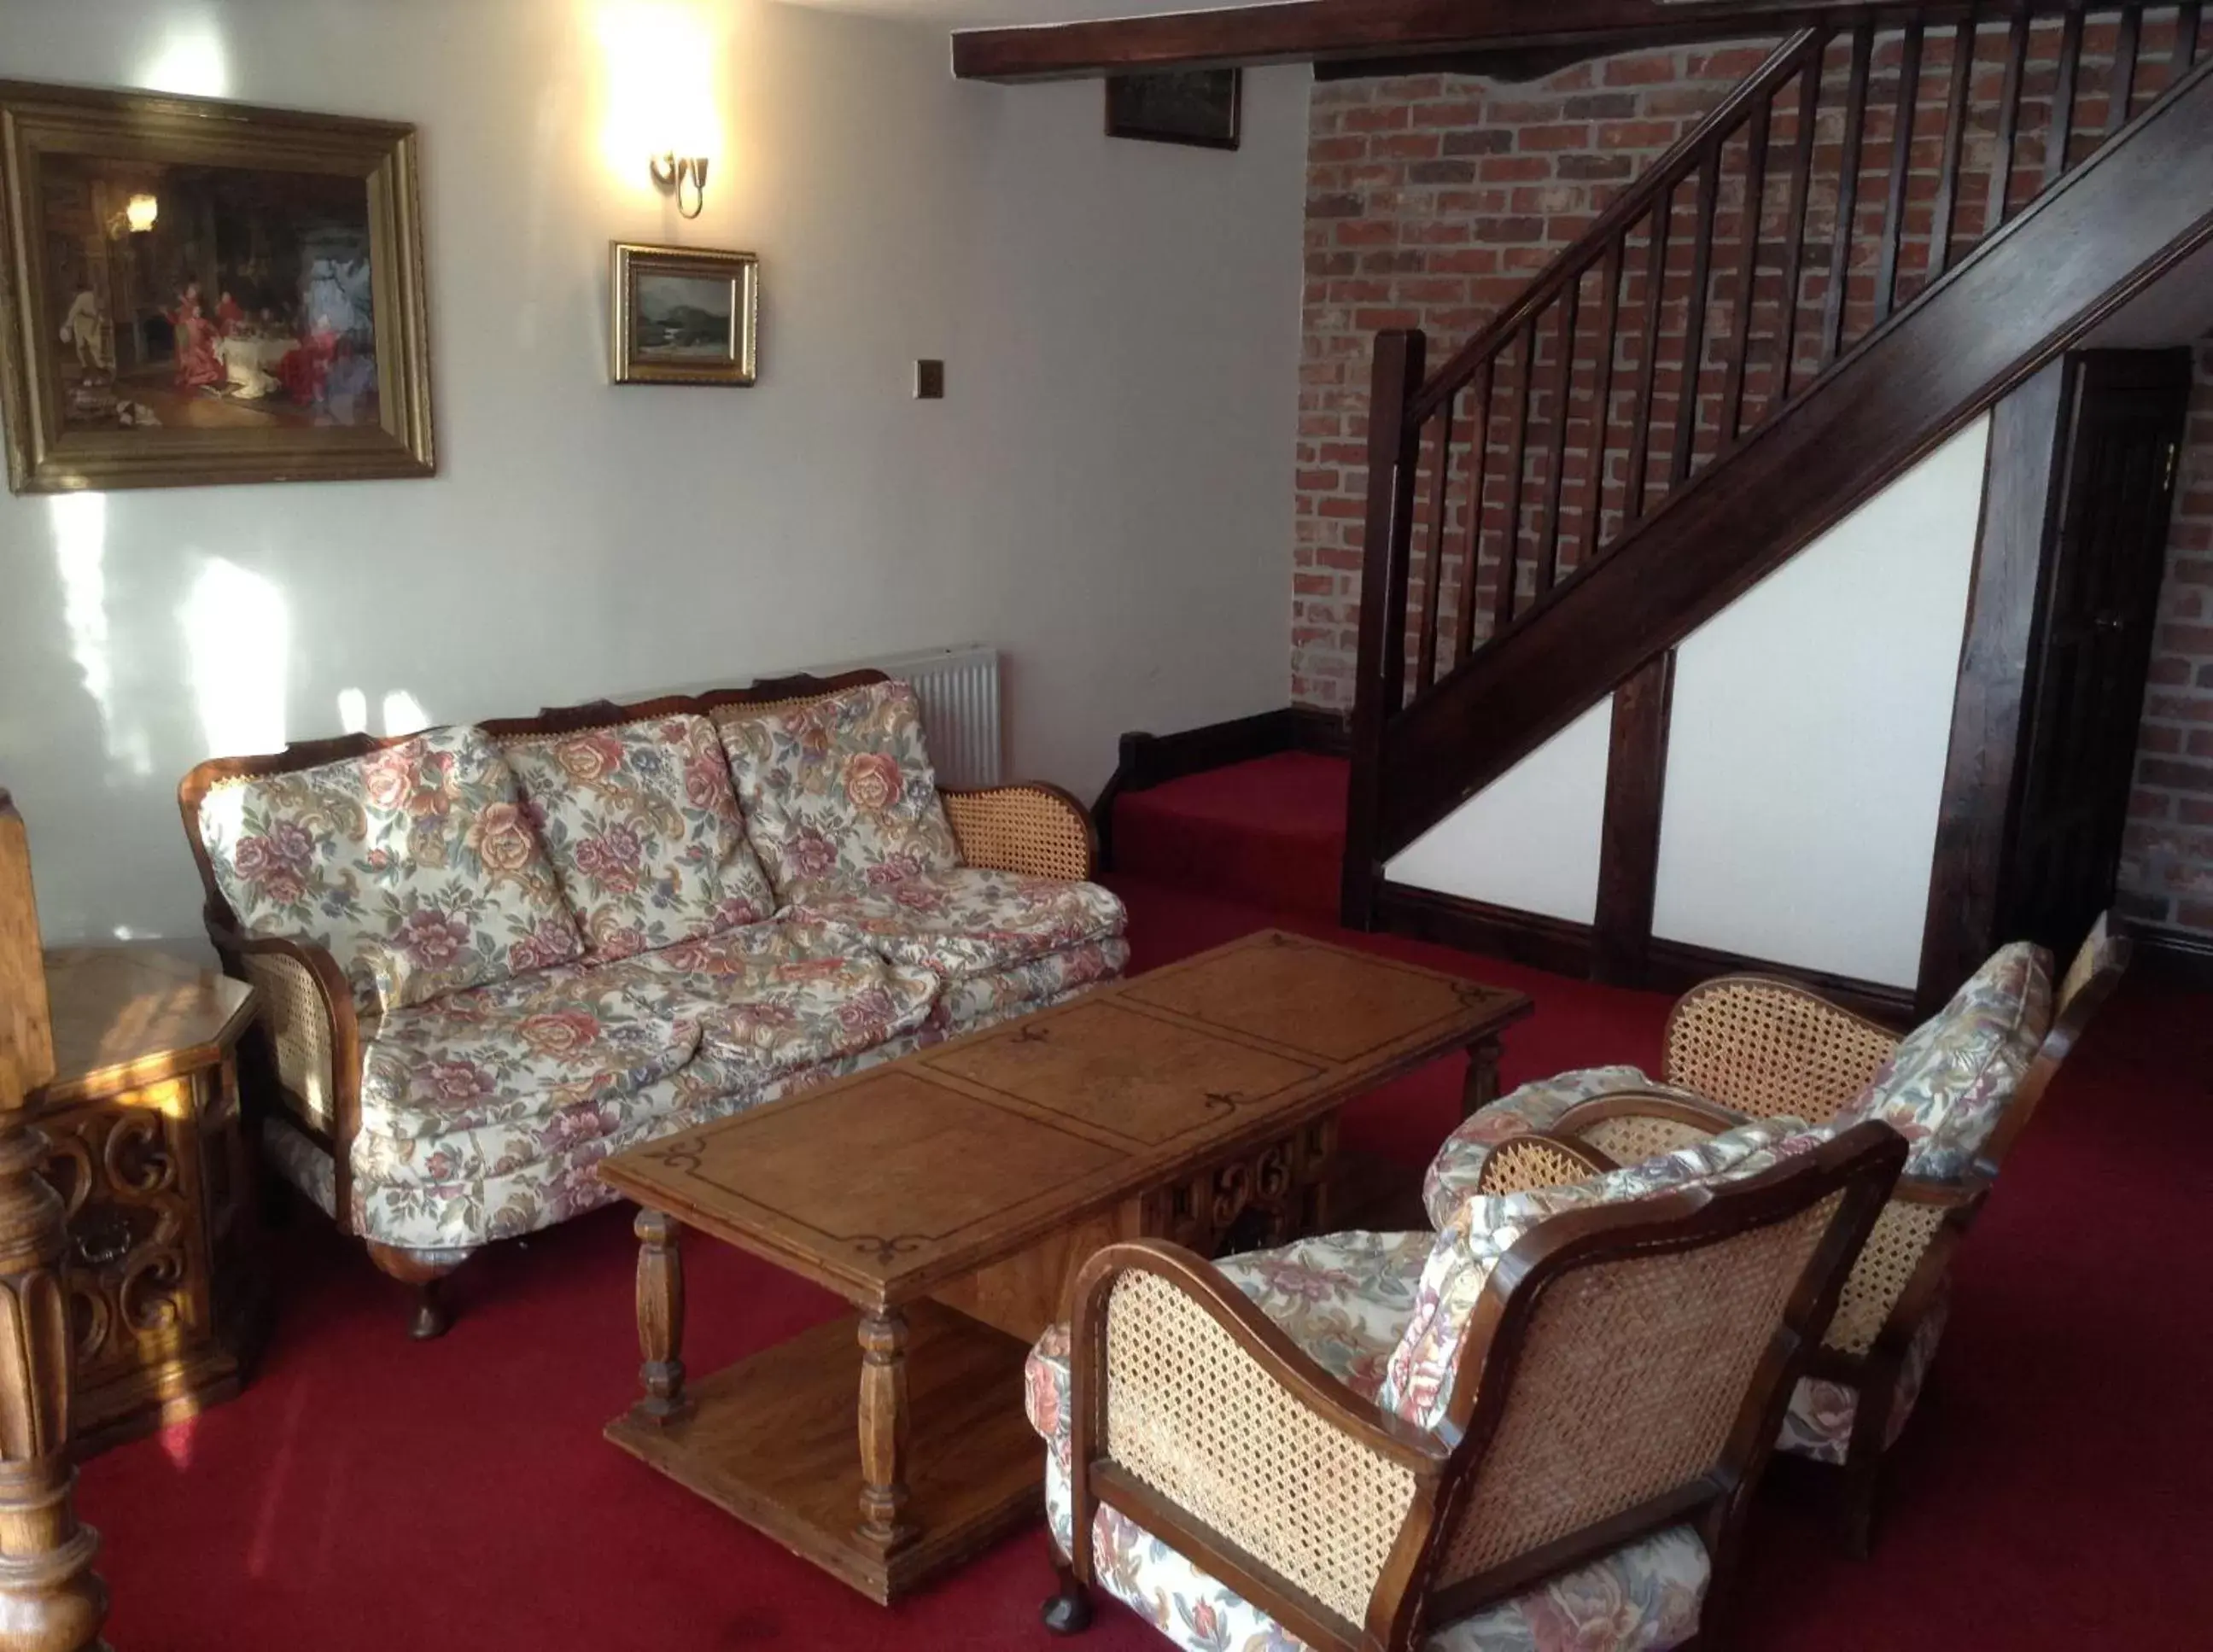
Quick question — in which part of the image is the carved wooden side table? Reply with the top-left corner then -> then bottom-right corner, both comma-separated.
27,949 -> 265,1453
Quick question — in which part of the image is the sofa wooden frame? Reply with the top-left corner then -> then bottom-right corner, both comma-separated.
1525,914 -> 2129,1554
176,667 -> 1099,1337
1049,1123 -> 1906,1652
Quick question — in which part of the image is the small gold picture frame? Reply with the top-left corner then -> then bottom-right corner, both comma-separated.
610,242 -> 758,387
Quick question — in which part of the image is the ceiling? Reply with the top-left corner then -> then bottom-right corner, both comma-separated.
779,0 -> 1264,28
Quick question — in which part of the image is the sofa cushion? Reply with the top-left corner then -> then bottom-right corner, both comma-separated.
792,867 -> 1127,983
1380,1119 -> 1810,1433
929,937 -> 1130,1032
593,920 -> 939,1082
502,714 -> 776,962
715,680 -> 961,902
199,725 -> 581,1014
1833,940 -> 2052,1178
359,966 -> 698,1142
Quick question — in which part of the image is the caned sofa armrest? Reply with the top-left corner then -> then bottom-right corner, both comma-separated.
1662,975 -> 1900,1125
940,782 -> 1099,882
1066,1240 -> 1442,1645
208,926 -> 360,1144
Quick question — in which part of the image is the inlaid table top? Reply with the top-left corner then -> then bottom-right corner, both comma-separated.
599,928 -> 1531,1308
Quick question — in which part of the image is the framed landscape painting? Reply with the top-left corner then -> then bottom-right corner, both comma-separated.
610,242 -> 759,387
0,79 -> 435,493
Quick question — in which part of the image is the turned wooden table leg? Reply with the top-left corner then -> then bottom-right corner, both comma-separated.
634,1208 -> 688,1425
0,1119 -> 108,1651
855,1307 -> 914,1553
1461,1034 -> 1504,1119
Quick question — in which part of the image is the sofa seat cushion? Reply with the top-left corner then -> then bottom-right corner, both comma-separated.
929,937 -> 1130,1032
593,920 -> 939,1081
1832,940 -> 2052,1178
1026,1326 -> 1708,1652
359,966 -> 698,1143
792,867 -> 1128,983
199,725 -> 581,1014
501,713 -> 776,962
1383,1119 -> 1812,1433
717,680 -> 962,902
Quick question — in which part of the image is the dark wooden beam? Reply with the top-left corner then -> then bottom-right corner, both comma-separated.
1591,651 -> 1675,985
952,1 -> 2067,84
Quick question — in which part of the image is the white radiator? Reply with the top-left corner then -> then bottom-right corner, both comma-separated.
850,645 -> 1002,789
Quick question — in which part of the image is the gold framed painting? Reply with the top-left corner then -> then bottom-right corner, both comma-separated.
610,242 -> 759,387
0,79 -> 435,494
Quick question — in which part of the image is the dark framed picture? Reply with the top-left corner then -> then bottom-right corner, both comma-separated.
1104,69 -> 1242,152
0,79 -> 435,494
610,242 -> 759,388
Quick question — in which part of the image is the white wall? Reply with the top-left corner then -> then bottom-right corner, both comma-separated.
1652,417 -> 1990,987
1385,698 -> 1613,924
0,0 -> 1310,949
1387,417 -> 1992,985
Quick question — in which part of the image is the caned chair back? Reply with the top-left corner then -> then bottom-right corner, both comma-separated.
1663,978 -> 1900,1127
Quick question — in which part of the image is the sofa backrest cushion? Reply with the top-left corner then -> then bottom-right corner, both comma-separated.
198,726 -> 581,1015
1377,1118 -> 1811,1434
715,679 -> 961,902
1833,940 -> 2052,1179
500,713 -> 775,962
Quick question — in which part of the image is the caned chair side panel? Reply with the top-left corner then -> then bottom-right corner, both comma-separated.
1824,1199 -> 1952,1356
941,786 -> 1096,882
1102,1270 -> 1417,1625
1579,1115 -> 1719,1164
1665,981 -> 1898,1124
1440,1194 -> 1842,1583
1474,1136 -> 1613,1196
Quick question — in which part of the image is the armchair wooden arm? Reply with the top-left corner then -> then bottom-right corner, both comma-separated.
939,782 -> 1100,882
1662,975 -> 1900,1125
1548,1088 -> 1752,1163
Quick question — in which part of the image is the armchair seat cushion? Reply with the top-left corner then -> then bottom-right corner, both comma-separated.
791,867 -> 1128,982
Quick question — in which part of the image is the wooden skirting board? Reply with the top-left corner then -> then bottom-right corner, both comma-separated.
1091,704 -> 1348,870
1375,883 -> 1920,1025
2128,925 -> 2213,992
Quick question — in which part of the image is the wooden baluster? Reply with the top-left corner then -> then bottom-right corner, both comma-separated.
2185,3 -> 2204,70
632,1207 -> 689,1424
1821,24 -> 1874,365
1874,20 -> 1924,324
1534,283 -> 1580,596
1626,196 -> 1672,524
2047,7 -> 2084,183
855,1307 -> 914,1553
1669,143 -> 1721,487
1415,401 -> 1454,691
0,1100 -> 108,1652
1492,325 -> 1535,628
1451,357 -> 1493,665
1773,52 -> 1820,406
1721,93 -> 1772,446
2107,4 -> 2141,137
1579,241 -> 1622,569
1986,8 -> 2029,234
1930,11 -> 1977,279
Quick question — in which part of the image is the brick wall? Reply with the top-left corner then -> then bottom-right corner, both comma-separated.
2118,342 -> 2213,945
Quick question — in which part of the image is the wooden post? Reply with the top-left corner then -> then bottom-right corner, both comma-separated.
0,793 -> 55,1107
633,1208 -> 688,1424
0,1095 -> 108,1652
855,1307 -> 914,1553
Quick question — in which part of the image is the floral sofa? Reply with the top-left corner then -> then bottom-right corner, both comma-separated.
179,669 -> 1128,1335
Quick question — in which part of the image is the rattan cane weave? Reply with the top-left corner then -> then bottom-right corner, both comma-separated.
1440,1194 -> 1840,1582
941,786 -> 1095,882
1824,1200 -> 1950,1356
237,949 -> 336,1130
1579,1115 -> 1720,1164
1664,981 -> 1898,1125
1101,1270 -> 1417,1624
1474,1136 -> 1610,1195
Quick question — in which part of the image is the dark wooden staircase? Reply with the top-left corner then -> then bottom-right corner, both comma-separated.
1343,6 -> 2213,937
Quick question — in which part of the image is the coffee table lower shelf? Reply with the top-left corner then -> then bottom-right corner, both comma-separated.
604,1299 -> 1042,1604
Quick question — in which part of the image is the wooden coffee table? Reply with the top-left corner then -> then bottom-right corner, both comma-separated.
599,928 -> 1530,1602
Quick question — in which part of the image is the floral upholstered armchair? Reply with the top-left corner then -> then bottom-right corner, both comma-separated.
1418,916 -> 2128,1552
1025,1119 -> 1906,1652
178,669 -> 1129,1336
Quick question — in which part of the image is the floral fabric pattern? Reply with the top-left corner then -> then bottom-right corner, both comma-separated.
717,680 -> 962,902
1778,1287 -> 1952,1464
1381,1121 -> 1810,1433
199,725 -> 581,1014
1832,941 -> 2052,1178
927,937 -> 1129,1029
792,867 -> 1128,983
1214,1230 -> 1430,1401
502,714 -> 775,962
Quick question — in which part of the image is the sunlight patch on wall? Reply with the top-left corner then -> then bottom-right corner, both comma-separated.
590,1 -> 729,188
49,493 -> 114,733
136,15 -> 231,97
336,687 -> 370,735
182,558 -> 288,757
381,691 -> 431,736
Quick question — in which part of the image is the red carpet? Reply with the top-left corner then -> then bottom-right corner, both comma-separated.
81,870 -> 2213,1649
1111,751 -> 1346,919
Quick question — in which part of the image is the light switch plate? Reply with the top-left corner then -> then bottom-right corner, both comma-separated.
914,359 -> 945,400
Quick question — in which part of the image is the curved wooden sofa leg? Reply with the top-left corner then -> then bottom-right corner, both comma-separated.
365,1242 -> 469,1341
1042,1550 -> 1093,1636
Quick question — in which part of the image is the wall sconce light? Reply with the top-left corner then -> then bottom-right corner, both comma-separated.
125,193 -> 159,233
649,153 -> 709,219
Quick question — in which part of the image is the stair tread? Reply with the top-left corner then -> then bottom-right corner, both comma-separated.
1112,753 -> 1346,920
1115,751 -> 1347,841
